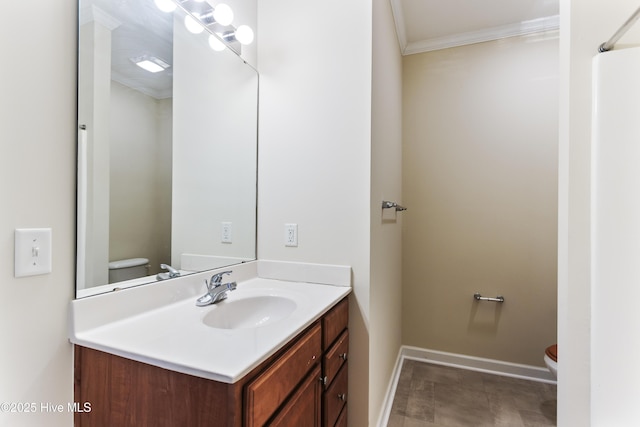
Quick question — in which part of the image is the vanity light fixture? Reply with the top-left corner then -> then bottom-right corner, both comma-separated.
131,55 -> 171,73
220,25 -> 254,46
193,4 -> 234,27
234,25 -> 254,45
212,4 -> 234,26
155,0 -> 254,54
184,13 -> 205,34
185,4 -> 234,34
208,35 -> 226,52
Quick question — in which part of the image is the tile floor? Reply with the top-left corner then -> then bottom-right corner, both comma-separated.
387,359 -> 557,427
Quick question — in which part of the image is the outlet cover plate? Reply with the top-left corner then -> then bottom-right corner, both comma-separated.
221,222 -> 232,243
284,223 -> 298,247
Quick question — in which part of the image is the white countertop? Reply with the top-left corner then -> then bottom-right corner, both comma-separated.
69,260 -> 351,383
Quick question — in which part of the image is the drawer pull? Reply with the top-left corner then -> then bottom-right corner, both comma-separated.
339,352 -> 348,361
338,393 -> 347,402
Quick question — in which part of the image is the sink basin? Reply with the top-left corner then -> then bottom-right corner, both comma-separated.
202,296 -> 297,329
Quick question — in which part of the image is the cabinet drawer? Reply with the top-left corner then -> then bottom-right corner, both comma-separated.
323,362 -> 348,427
322,298 -> 348,350
245,322 -> 322,427
323,330 -> 348,389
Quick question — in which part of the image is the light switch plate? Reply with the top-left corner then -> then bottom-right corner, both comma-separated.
15,228 -> 52,277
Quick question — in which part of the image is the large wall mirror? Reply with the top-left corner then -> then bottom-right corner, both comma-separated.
76,0 -> 258,298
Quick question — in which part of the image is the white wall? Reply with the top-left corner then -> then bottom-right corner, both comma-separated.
257,0 -> 373,425
172,17 -> 258,269
0,1 -> 76,426
370,0 -> 404,424
559,0 -> 640,425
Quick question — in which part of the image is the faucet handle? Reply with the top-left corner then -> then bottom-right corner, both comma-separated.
160,263 -> 180,278
212,270 -> 232,283
207,270 -> 232,290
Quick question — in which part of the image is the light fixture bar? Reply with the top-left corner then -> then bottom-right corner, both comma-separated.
166,0 -> 250,55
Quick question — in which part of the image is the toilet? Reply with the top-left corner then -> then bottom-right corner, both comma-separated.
108,258 -> 150,283
544,344 -> 557,379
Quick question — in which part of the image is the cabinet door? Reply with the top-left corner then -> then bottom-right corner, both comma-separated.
245,322 -> 322,427
269,365 -> 322,427
334,407 -> 347,427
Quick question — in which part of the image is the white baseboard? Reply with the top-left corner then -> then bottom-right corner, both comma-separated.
376,345 -> 557,427
376,349 -> 406,427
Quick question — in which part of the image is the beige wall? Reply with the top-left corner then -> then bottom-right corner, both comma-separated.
370,0 -> 403,424
0,1 -> 76,426
402,34 -> 559,367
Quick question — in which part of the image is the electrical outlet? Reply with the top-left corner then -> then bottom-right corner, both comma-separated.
221,222 -> 232,243
284,223 -> 298,247
15,228 -> 52,277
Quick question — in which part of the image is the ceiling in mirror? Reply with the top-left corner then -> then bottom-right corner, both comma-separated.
82,0 -> 174,98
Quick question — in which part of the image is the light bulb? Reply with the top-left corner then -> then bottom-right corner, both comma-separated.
213,4 -> 234,26
208,35 -> 226,52
235,25 -> 254,45
184,14 -> 204,34
154,0 -> 176,13
136,60 -> 164,73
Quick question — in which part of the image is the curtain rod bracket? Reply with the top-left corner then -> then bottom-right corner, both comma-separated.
598,5 -> 640,53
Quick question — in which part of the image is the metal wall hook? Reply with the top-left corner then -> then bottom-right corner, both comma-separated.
382,201 -> 407,212
473,293 -> 505,303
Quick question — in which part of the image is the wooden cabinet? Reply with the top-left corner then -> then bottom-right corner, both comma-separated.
74,296 -> 349,427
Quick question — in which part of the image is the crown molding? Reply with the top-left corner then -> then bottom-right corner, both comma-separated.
389,0 -> 408,54
389,1 -> 560,56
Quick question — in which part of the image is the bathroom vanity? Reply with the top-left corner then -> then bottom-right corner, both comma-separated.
74,297 -> 347,426
70,262 -> 351,427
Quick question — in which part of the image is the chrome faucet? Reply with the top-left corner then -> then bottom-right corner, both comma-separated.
196,271 -> 237,306
156,263 -> 180,281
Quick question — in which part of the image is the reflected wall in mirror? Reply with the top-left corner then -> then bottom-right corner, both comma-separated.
76,0 -> 258,298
